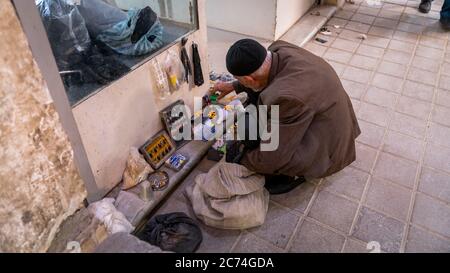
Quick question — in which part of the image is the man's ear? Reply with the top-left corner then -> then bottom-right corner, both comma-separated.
242,75 -> 255,83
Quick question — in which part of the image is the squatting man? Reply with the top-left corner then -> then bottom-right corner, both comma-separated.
213,39 -> 361,194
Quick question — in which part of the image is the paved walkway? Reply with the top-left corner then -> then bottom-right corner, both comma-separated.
155,0 -> 450,253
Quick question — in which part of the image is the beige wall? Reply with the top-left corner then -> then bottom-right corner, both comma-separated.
72,0 -> 210,201
0,1 -> 86,252
207,0 -> 318,41
206,0 -> 277,40
274,0 -> 316,39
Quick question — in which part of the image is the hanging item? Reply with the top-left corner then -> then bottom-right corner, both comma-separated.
150,59 -> 170,99
164,50 -> 185,92
180,37 -> 192,84
137,212 -> 203,253
192,42 -> 204,87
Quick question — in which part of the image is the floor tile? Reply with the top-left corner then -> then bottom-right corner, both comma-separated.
352,143 -> 378,172
392,30 -> 419,43
352,207 -> 405,253
377,60 -> 407,78
365,177 -> 412,220
396,95 -> 432,120
249,202 -> 300,249
309,190 -> 358,233
373,151 -> 418,188
357,44 -> 385,58
364,86 -> 398,109
342,239 -> 370,253
368,25 -> 395,38
372,73 -> 404,93
383,48 -> 412,65
322,166 -> 369,200
411,53 -> 441,73
374,17 -> 399,29
432,105 -> 450,127
351,13 -> 376,25
383,130 -> 424,162
436,89 -> 450,108
411,193 -> 450,238
389,112 -> 427,139
349,54 -> 379,70
341,79 -> 367,99
419,167 -> 450,203
402,80 -> 435,102
357,102 -> 391,126
362,34 -> 391,48
289,220 -> 345,253
270,182 -> 316,214
415,45 -> 444,60
232,232 -> 283,253
357,119 -> 386,148
439,75 -> 450,91
342,66 -> 373,83
345,21 -> 372,33
406,67 -> 437,86
331,38 -> 361,52
324,47 -> 353,63
424,143 -> 450,173
405,226 -> 450,253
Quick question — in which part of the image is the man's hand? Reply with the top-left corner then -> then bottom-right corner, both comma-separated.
213,81 -> 235,99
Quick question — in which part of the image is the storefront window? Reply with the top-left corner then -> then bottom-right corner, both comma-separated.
36,0 -> 198,106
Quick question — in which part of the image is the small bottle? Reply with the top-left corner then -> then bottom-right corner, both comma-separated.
139,180 -> 153,202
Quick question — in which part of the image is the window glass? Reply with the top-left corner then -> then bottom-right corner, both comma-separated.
36,0 -> 198,106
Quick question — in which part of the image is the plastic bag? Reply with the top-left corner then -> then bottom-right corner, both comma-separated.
137,212 -> 202,253
151,59 -> 171,100
95,7 -> 164,56
164,50 -> 185,92
122,147 -> 153,190
88,198 -> 134,234
36,0 -> 91,64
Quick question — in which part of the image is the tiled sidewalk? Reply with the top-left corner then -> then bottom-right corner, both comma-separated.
155,0 -> 450,253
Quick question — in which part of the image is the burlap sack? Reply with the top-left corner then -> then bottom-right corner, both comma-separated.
122,147 -> 153,190
185,162 -> 269,230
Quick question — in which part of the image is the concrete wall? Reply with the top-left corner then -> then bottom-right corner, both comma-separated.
274,0 -> 316,39
206,0 -> 277,40
0,1 -> 86,252
207,0 -> 317,41
72,0 -> 210,201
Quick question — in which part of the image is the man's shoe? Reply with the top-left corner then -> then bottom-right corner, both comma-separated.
440,18 -> 450,30
264,175 -> 306,195
419,0 -> 432,13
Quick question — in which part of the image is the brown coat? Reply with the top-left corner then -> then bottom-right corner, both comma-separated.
240,40 -> 361,179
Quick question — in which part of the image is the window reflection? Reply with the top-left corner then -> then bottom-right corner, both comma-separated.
36,0 -> 198,106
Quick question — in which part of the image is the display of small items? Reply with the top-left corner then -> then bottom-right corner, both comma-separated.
165,153 -> 188,171
140,131 -> 176,170
147,171 -> 170,191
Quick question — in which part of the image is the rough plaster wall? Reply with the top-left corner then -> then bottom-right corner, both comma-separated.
0,1 -> 87,252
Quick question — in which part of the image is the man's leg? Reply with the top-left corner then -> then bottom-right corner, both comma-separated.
441,0 -> 450,29
419,0 -> 433,13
